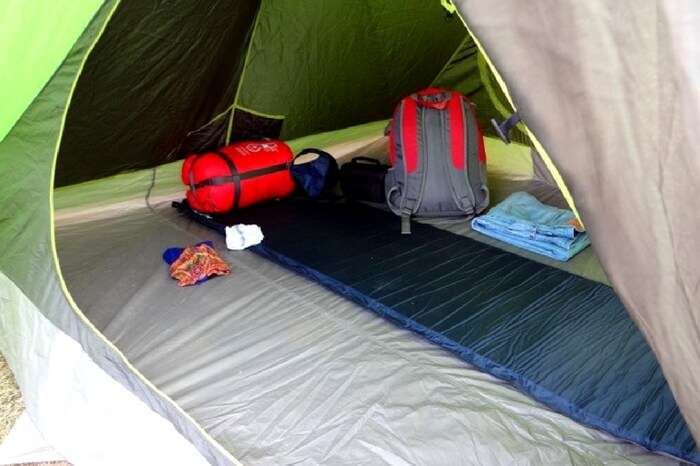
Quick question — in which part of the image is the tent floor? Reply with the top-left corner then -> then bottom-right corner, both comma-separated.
55,205 -> 678,465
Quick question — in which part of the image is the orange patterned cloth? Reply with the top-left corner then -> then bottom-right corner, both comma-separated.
168,243 -> 230,286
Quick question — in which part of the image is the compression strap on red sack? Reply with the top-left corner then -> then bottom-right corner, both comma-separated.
188,151 -> 240,210
188,150 -> 286,212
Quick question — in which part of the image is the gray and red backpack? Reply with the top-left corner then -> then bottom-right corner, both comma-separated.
385,88 -> 489,234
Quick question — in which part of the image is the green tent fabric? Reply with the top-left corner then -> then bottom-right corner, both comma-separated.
0,0 -> 102,142
234,1 -> 467,139
55,0 -> 488,187
56,0 -> 260,187
0,0 -> 697,464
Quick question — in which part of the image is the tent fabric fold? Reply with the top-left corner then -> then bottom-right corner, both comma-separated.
453,0 -> 700,441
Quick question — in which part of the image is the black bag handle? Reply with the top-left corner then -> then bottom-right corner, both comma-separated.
349,156 -> 381,165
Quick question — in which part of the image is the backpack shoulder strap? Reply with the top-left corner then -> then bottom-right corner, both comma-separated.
447,92 -> 467,171
400,97 -> 419,175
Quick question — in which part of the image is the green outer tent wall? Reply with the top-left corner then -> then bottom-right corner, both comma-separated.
0,0 -> 102,142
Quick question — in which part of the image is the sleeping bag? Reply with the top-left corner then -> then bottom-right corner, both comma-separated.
181,140 -> 295,214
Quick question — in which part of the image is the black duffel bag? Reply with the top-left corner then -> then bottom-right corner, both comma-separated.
339,157 -> 389,203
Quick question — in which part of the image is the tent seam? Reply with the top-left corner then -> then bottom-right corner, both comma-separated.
233,103 -> 285,121
189,103 -> 285,141
225,0 -> 266,144
476,52 -> 513,120
429,34 -> 471,87
46,2 -> 242,465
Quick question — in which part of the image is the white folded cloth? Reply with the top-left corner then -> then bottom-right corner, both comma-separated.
225,224 -> 264,250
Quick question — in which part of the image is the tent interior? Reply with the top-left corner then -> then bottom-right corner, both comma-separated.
44,1 -> 695,465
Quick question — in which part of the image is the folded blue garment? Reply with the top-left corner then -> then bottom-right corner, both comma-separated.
471,192 -> 590,261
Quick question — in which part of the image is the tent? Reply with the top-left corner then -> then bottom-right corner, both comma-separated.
1,0 -> 698,464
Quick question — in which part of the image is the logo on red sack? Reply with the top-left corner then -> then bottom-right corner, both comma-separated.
244,142 -> 278,154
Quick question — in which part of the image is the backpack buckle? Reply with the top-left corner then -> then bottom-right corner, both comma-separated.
401,213 -> 412,235
491,111 -> 521,144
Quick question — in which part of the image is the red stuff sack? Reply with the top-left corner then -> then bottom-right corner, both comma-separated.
181,140 -> 295,214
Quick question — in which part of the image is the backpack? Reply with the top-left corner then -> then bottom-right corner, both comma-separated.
385,88 -> 489,234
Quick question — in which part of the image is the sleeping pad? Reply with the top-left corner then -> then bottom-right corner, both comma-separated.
174,198 -> 699,464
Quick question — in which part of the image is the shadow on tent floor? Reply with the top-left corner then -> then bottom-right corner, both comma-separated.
54,203 -> 682,466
